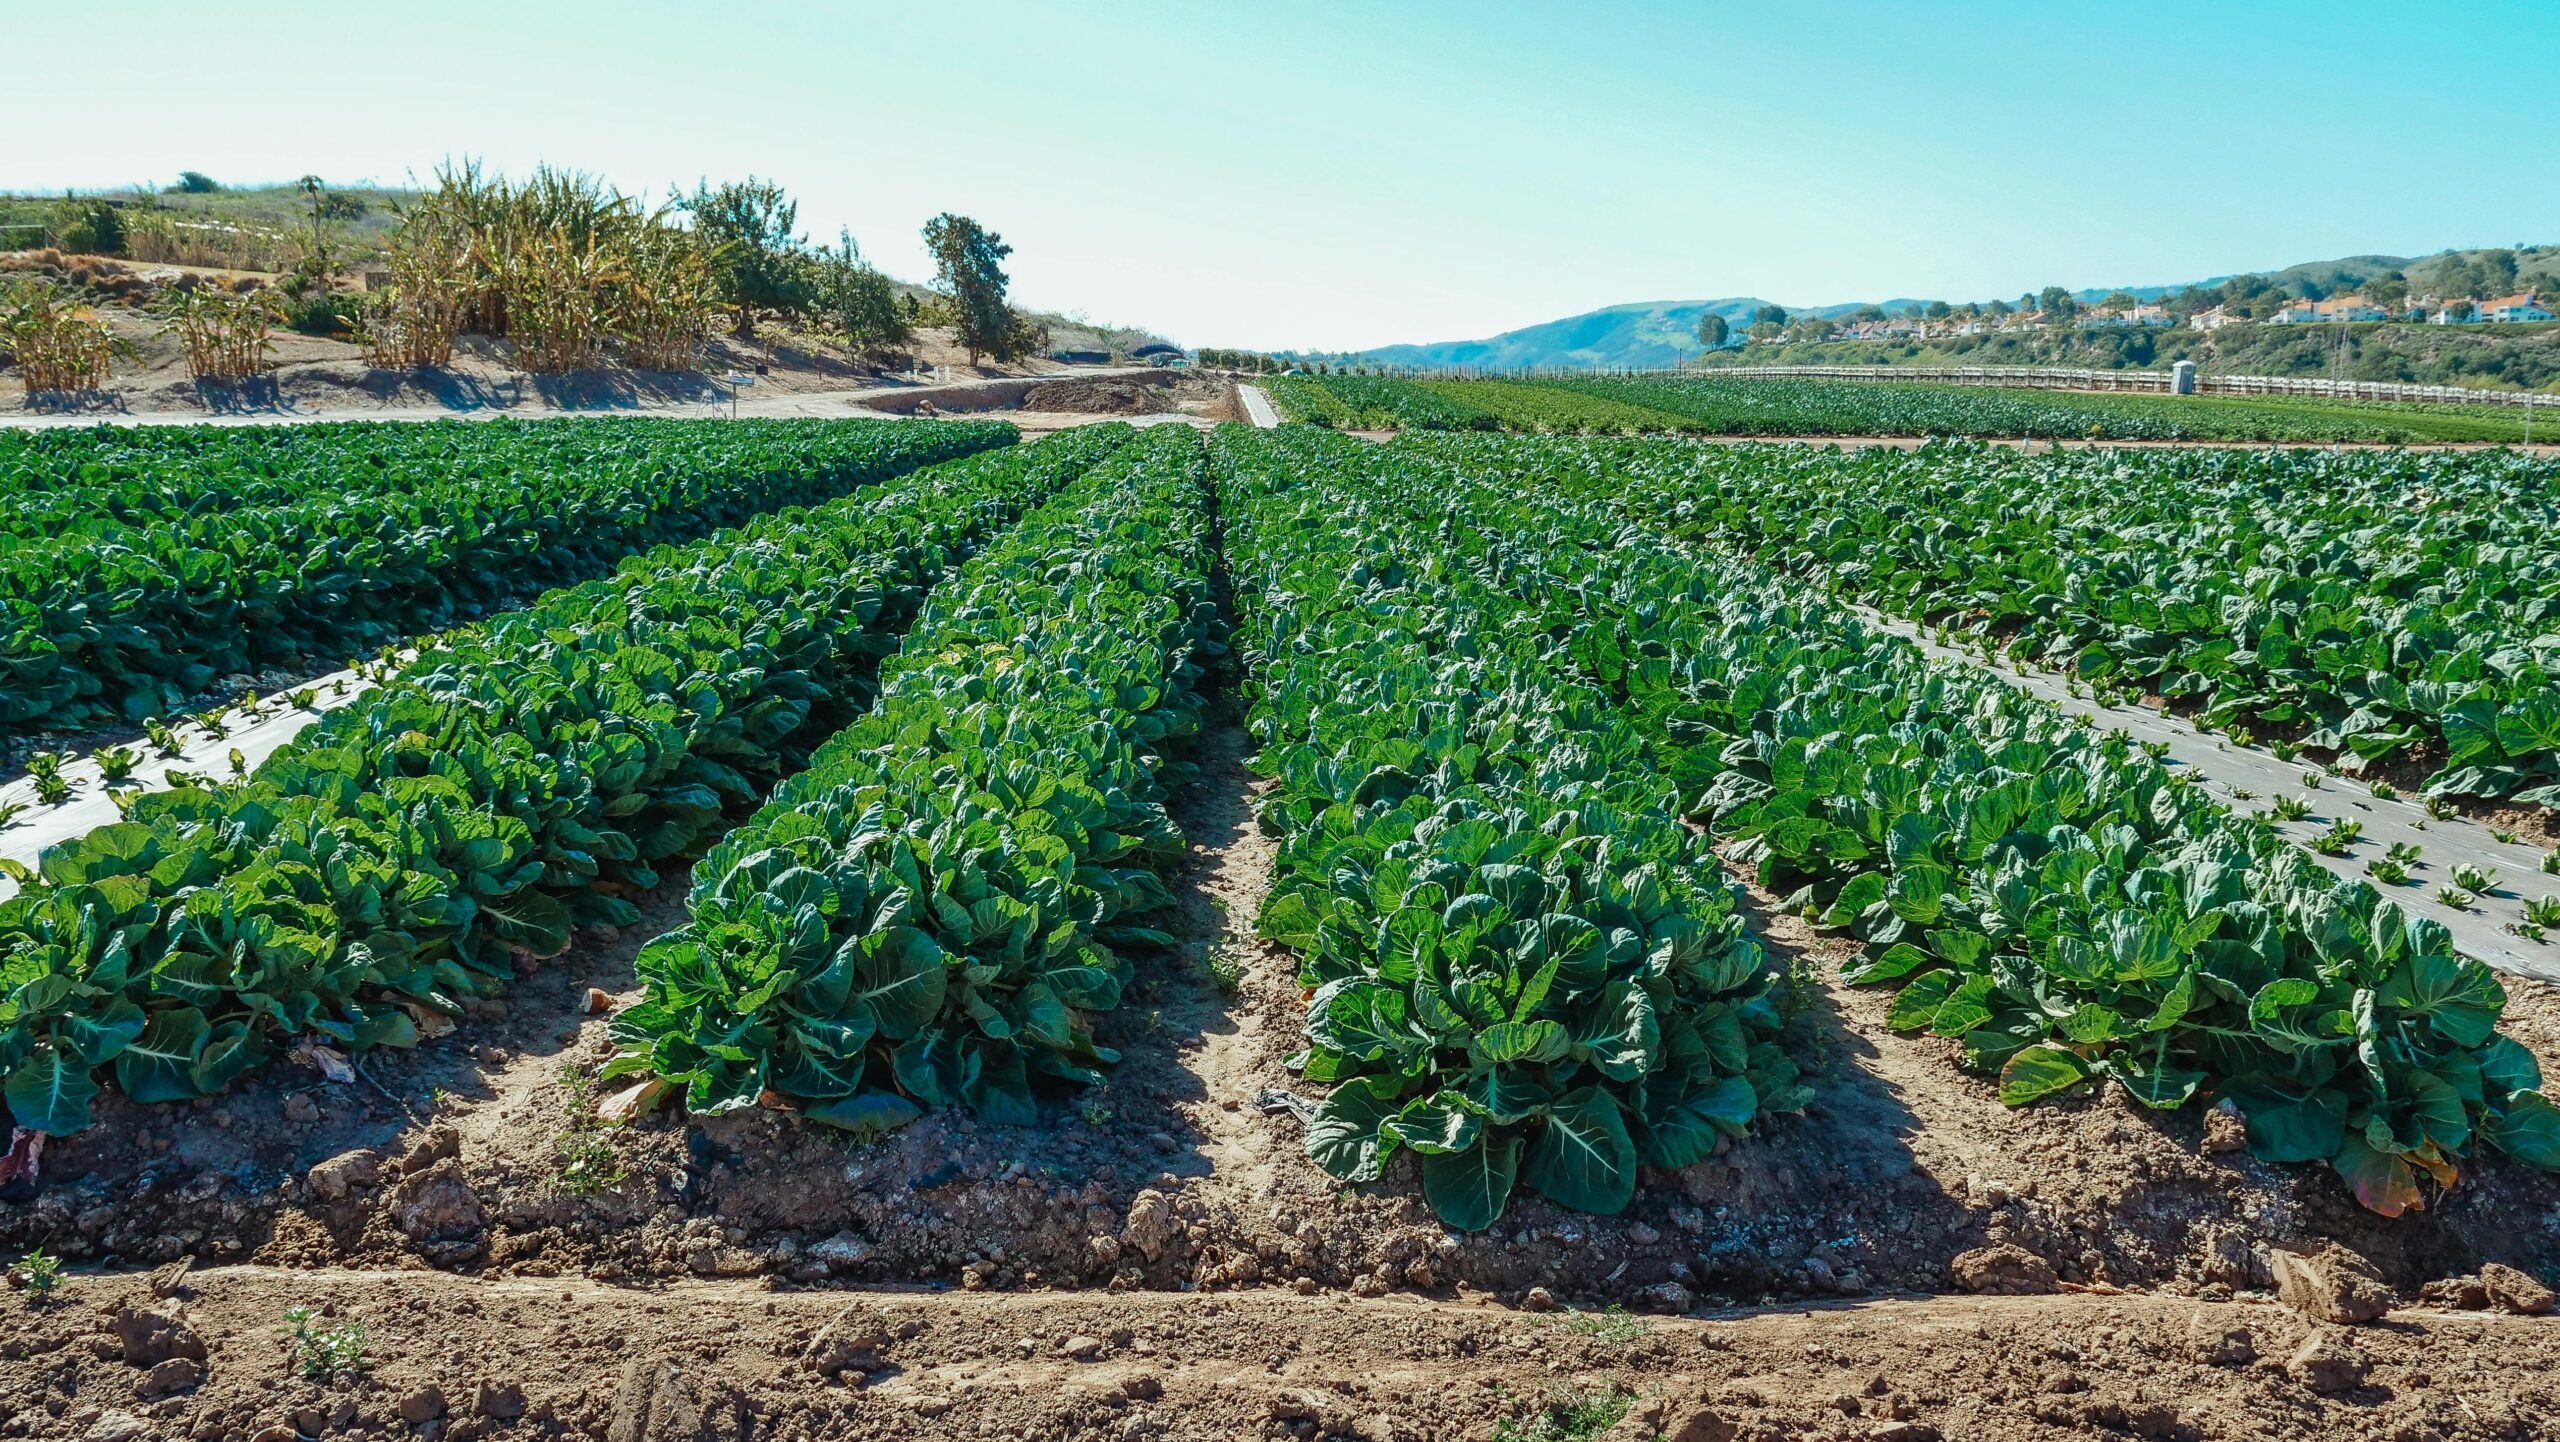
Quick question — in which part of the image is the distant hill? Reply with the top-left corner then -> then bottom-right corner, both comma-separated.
1354,245 -> 2556,371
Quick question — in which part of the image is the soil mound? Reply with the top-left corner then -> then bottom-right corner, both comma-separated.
1021,378 -> 1171,414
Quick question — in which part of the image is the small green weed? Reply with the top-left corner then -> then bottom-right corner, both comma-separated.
551,1071 -> 628,1198
1493,1384 -> 1636,1442
8,1248 -> 63,1301
278,1306 -> 369,1381
1558,1304 -> 1647,1344
1203,939 -> 1246,996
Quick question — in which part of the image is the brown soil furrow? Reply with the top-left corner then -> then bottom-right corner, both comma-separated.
6,1264 -> 2556,1442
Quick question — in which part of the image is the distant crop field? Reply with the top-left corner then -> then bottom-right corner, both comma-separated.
1263,371 -> 2551,443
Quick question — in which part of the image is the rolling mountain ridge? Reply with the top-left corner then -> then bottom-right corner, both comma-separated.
1353,247 -> 2547,370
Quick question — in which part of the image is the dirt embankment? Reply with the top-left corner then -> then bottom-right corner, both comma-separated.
0,250 -> 1106,422
1020,379 -> 1169,415
5,704 -> 2560,1438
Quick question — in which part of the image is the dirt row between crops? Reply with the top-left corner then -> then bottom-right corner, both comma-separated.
12,1263 -> 2560,1442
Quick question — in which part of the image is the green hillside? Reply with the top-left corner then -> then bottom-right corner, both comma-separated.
1354,244 -> 2560,374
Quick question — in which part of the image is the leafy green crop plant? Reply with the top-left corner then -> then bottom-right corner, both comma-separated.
1430,431 -> 2560,812
614,425 -> 1218,1130
1212,427 -> 1807,1232
0,416 -> 1010,736
1307,428 -> 2560,1217
0,423 -> 1105,1134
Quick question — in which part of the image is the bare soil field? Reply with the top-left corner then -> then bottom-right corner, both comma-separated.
889,373 -> 1241,436
7,701 -> 2559,1441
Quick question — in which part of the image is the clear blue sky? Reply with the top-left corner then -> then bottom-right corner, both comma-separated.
11,1 -> 2557,351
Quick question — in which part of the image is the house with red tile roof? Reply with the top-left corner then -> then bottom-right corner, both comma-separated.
2478,290 -> 2553,323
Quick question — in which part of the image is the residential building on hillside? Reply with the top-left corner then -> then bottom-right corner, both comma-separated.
2189,307 -> 2240,331
2479,290 -> 2553,323
2267,295 -> 2388,324
2087,303 -> 2173,328
1831,318 -> 1925,342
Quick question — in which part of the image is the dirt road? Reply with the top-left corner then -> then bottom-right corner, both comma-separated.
0,367 -> 1171,432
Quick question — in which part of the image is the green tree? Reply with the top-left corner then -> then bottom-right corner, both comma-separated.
2098,291 -> 2139,313
1924,300 -> 1952,319
1750,303 -> 1788,328
1696,312 -> 1730,348
1005,306 -> 1049,362
922,212 -> 1016,365
171,171 -> 220,195
683,177 -> 812,340
807,230 -> 910,354
2037,286 -> 2076,318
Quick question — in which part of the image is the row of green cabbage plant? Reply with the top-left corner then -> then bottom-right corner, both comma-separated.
1210,425 -> 1810,1232
1441,434 -> 2560,808
2,417 -> 1011,734
1367,428 -> 2560,1215
0,426 -> 1129,1134
611,423 -> 1220,1131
